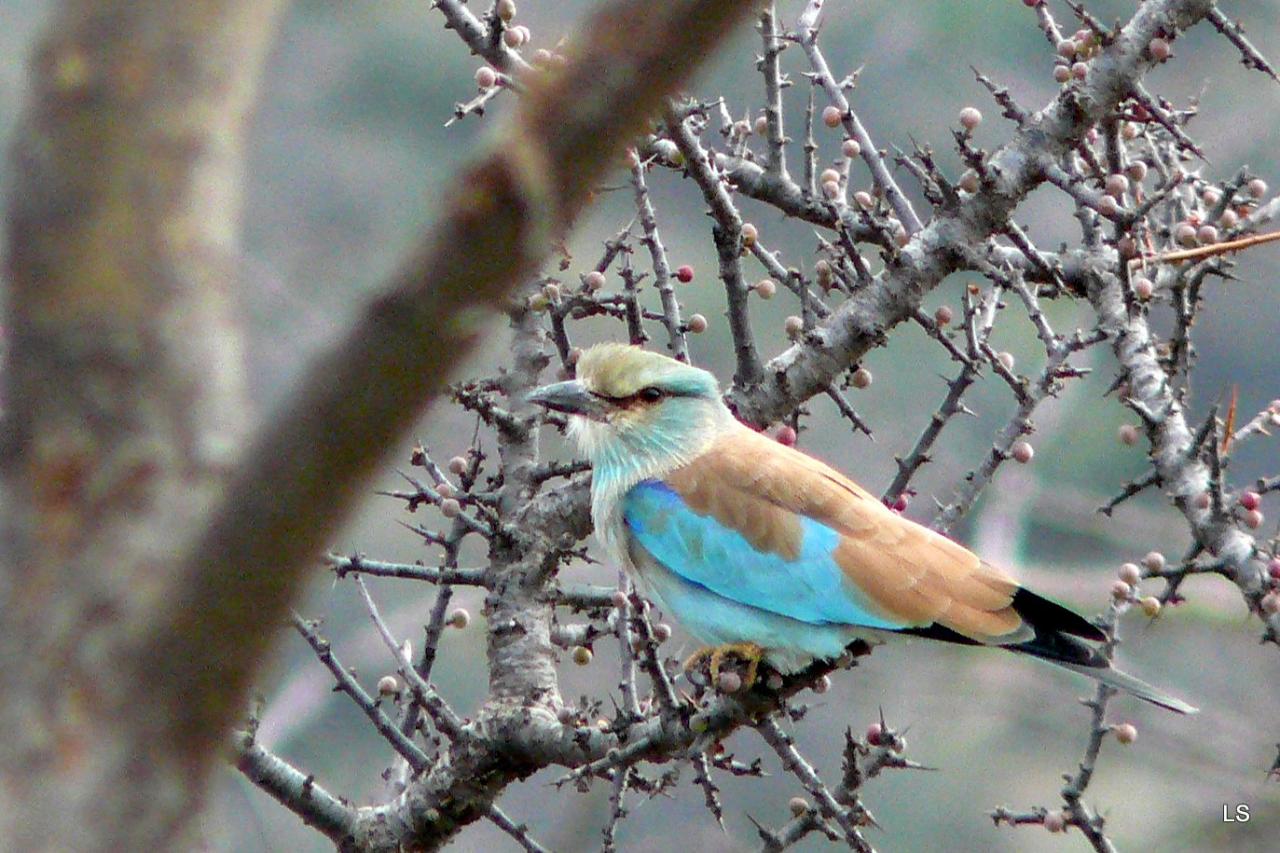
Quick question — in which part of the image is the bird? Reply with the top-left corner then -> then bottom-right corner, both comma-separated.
528,343 -> 1196,713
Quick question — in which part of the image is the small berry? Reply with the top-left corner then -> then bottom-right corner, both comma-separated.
822,180 -> 841,199
866,723 -> 884,746
784,315 -> 804,338
1121,121 -> 1139,141
1113,723 -> 1138,744
1248,178 -> 1268,199
1174,222 -> 1198,247
1044,811 -> 1066,833
1098,195 -> 1120,217
1118,424 -> 1140,445
448,608 -> 470,629
815,259 -> 833,288
934,305 -> 954,327
448,456 -> 468,475
1139,596 -> 1162,618
842,138 -> 862,158
440,498 -> 462,518
1117,236 -> 1138,259
1219,209 -> 1239,229
1240,491 -> 1261,511
532,48 -> 553,66
1193,492 -> 1212,510
892,225 -> 909,247
1111,579 -> 1133,600
776,425 -> 797,446
675,264 -> 694,283
1053,65 -> 1071,84
996,351 -> 1015,371
853,190 -> 874,209
754,115 -> 769,135
501,28 -> 522,48
716,670 -> 742,693
542,282 -> 560,301
474,66 -> 497,89
958,107 -> 983,131
851,367 -> 873,389
496,0 -> 517,22
611,590 -> 628,609
1148,37 -> 1170,61
1268,557 -> 1280,581
1105,173 -> 1129,198
1072,61 -> 1088,80
741,222 -> 758,247
1133,277 -> 1154,300
1196,224 -> 1219,245
528,293 -> 550,312
1143,551 -> 1166,572
1262,592 -> 1280,614
572,646 -> 592,666
654,623 -> 673,642
813,675 -> 831,694
1056,39 -> 1076,59
436,482 -> 455,499
892,495 -> 909,512
1011,440 -> 1034,464
821,105 -> 843,128
687,313 -> 708,334
789,796 -> 809,817
583,270 -> 606,291
1244,509 -> 1264,529
959,169 -> 979,193
1126,161 -> 1148,183
733,119 -> 751,138
1201,187 -> 1222,207
820,167 -> 841,186
754,279 -> 777,299
377,675 -> 399,696
1118,563 -> 1142,585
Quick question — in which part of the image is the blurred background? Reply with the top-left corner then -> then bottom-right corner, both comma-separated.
3,1 -> 1278,850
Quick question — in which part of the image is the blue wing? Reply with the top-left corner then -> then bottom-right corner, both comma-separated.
622,480 -> 907,630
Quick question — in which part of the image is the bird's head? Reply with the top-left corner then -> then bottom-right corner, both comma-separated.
527,343 -> 730,473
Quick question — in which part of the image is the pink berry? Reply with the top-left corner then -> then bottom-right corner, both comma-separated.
1105,173 -> 1129,198
853,190 -> 874,209
584,270 -> 606,291
789,796 -> 809,817
1268,557 -> 1280,581
654,622 -> 672,642
1118,563 -> 1142,585
377,675 -> 399,696
497,0 -> 517,22
1111,580 -> 1132,600
716,670 -> 742,693
822,180 -> 841,199
1148,37 -> 1170,61
851,367 -> 873,389
675,265 -> 694,283
1072,61 -> 1088,79
1262,592 -> 1280,614
1196,224 -> 1219,244
1143,551 -> 1166,572
1113,723 -> 1138,744
842,139 -> 862,158
502,27 -> 524,48
1219,209 -> 1239,229
1098,195 -> 1119,217
687,313 -> 707,334
741,222 -> 758,246
784,315 -> 804,338
448,608 -> 470,629
1244,509 -> 1264,529
1044,811 -> 1066,833
1139,596 -> 1161,618
448,456 -> 468,475
611,590 -> 628,609
754,279 -> 777,299
1011,440 -> 1034,464
1133,277 -> 1154,300
959,170 -> 979,193
892,495 -> 909,512
1056,39 -> 1076,59
958,107 -> 982,131
813,675 -> 831,694
1121,122 -> 1139,140
754,115 -> 769,135
440,498 -> 461,518
1053,65 -> 1071,84
1118,424 -> 1140,445
1248,178 -> 1268,199
819,167 -> 841,186
1126,161 -> 1148,182
822,105 -> 843,128
475,66 -> 498,88
776,425 -> 797,446
934,305 -> 954,327
866,723 -> 884,745
1175,222 -> 1198,247
996,351 -> 1015,371
1240,491 -> 1261,511
436,482 -> 455,499
1201,187 -> 1222,207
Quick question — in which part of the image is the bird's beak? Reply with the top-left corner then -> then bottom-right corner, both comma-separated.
527,380 -> 607,420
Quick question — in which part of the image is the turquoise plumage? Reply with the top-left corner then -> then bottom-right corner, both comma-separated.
528,343 -> 1195,713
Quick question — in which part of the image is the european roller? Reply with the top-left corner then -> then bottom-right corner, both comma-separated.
529,344 -> 1195,713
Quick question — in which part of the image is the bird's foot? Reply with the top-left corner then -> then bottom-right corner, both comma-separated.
683,642 -> 767,691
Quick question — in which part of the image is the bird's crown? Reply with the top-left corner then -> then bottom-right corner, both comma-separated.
577,344 -> 719,400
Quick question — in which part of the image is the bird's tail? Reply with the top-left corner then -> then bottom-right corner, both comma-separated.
1055,660 -> 1198,714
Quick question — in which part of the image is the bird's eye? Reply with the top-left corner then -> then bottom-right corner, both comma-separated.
637,386 -> 664,403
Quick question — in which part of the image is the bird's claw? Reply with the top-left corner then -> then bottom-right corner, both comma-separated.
683,642 -> 766,691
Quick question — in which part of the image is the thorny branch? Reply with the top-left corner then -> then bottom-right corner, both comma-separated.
239,2 -> 1280,850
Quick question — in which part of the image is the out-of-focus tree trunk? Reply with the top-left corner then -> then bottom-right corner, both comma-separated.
0,2 -> 287,848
